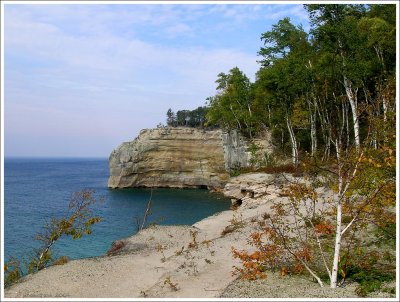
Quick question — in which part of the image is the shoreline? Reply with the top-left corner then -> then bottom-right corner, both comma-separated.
4,173 -> 396,299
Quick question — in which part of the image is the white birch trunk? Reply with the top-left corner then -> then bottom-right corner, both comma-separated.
247,102 -> 252,117
339,40 -> 360,152
308,98 -> 317,156
331,201 -> 342,288
343,76 -> 360,152
382,96 -> 388,145
316,101 -> 331,161
345,103 -> 350,151
382,97 -> 388,123
230,104 -> 241,130
311,111 -> 317,156
286,116 -> 298,166
331,140 -> 343,288
267,104 -> 272,126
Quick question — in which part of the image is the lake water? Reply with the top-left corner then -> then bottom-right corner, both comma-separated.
4,158 -> 230,265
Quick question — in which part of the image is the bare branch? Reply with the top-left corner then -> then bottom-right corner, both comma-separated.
308,219 -> 332,280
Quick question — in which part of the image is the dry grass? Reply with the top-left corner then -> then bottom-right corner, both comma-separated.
221,214 -> 245,236
233,164 -> 304,177
106,240 -> 126,256
53,256 -> 69,266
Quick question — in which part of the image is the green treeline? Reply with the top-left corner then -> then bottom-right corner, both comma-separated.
167,4 -> 396,165
166,107 -> 208,128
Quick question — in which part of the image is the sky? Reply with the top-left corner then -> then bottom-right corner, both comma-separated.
3,2 -> 310,157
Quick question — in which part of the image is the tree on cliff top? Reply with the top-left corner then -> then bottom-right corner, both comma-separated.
206,67 -> 256,137
166,106 -> 208,128
166,108 -> 176,127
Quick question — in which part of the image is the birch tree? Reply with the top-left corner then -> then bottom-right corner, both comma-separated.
206,67 -> 255,137
233,4 -> 396,292
257,18 -> 314,165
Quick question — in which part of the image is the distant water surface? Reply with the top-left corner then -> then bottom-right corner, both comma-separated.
4,158 -> 230,265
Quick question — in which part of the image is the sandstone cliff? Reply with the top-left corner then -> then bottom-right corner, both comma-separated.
108,127 -> 271,189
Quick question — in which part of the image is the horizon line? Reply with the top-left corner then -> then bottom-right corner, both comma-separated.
3,156 -> 108,159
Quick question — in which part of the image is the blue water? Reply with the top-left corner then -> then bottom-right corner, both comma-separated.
4,158 -> 230,265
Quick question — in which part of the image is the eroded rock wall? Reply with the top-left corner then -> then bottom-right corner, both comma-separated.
108,127 -> 270,189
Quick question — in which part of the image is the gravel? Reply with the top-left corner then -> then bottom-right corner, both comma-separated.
221,272 -> 359,298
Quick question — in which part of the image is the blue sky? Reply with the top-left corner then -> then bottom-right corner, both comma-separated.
3,3 -> 309,157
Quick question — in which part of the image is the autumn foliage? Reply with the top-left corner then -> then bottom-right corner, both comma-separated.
231,142 -> 396,290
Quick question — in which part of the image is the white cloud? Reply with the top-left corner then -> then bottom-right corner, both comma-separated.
267,4 -> 309,22
4,3 -> 307,156
5,6 -> 258,92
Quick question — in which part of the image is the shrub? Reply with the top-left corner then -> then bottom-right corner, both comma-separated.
221,214 -> 245,236
107,240 -> 126,256
4,258 -> 22,287
53,256 -> 69,266
342,248 -> 396,297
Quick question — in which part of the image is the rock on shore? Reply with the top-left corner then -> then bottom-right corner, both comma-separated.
108,127 -> 272,189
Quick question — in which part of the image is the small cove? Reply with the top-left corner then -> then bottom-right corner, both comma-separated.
4,158 -> 231,265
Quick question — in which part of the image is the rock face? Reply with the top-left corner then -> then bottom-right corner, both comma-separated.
108,127 -> 271,189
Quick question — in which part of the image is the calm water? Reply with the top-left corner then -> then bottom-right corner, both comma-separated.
4,158 -> 230,265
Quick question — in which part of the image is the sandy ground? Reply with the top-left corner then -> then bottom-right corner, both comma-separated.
4,174 -> 397,299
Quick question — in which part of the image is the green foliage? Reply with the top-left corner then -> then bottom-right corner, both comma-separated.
374,222 -> 396,248
217,2 -> 397,293
166,108 -> 175,126
28,249 -> 52,273
248,142 -> 260,166
206,67 -> 256,137
27,190 -> 101,273
4,258 -> 22,287
229,167 -> 242,177
263,151 -> 276,167
346,264 -> 395,297
162,4 -> 396,166
248,142 -> 277,168
258,17 -> 309,66
166,106 -> 209,128
342,245 -> 395,279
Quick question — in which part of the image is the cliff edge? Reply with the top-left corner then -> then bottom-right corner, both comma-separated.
108,127 -> 269,189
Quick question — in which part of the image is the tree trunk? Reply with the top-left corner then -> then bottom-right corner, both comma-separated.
267,104 -> 272,126
286,116 -> 298,167
230,104 -> 241,130
331,200 -> 342,288
382,96 -> 388,145
345,102 -> 350,152
339,40 -> 360,152
308,99 -> 317,157
316,96 -> 331,161
343,76 -> 360,152
382,97 -> 388,123
331,140 -> 343,288
324,130 -> 331,161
